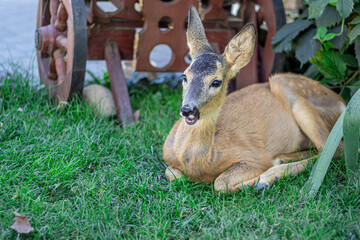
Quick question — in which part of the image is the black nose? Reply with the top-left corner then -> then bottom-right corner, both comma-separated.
180,105 -> 193,117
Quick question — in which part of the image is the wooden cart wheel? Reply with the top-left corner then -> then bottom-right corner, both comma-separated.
35,0 -> 87,102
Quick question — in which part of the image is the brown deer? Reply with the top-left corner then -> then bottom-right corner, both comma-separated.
163,6 -> 346,192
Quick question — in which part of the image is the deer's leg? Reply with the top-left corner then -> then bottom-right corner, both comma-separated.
163,120 -> 185,181
239,158 -> 311,189
165,167 -> 183,181
214,162 -> 265,192
272,150 -> 317,165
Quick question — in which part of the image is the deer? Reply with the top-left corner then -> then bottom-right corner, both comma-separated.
162,6 -> 346,193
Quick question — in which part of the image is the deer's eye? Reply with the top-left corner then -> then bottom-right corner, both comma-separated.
211,80 -> 222,88
181,74 -> 187,83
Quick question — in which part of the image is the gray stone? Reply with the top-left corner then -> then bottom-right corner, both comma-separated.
83,84 -> 116,117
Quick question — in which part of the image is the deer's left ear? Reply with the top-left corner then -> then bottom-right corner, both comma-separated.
223,23 -> 256,79
187,5 -> 213,59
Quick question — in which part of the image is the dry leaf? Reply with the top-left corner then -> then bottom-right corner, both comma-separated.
10,212 -> 34,234
11,193 -> 20,201
133,109 -> 141,123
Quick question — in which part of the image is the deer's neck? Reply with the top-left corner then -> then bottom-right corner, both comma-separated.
181,101 -> 224,163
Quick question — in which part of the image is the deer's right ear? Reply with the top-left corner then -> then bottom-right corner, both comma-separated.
186,5 -> 213,60
223,23 -> 256,79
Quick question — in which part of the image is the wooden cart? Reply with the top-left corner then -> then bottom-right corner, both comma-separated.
35,0 -> 285,125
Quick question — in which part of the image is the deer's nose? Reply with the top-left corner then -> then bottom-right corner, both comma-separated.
180,105 -> 193,117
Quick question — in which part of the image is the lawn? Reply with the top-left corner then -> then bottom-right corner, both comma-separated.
0,69 -> 359,239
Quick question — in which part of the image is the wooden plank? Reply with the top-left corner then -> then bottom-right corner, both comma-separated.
104,42 -> 134,126
134,0 -> 199,72
88,28 -> 135,60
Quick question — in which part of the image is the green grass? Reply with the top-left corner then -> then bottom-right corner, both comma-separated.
0,69 -> 359,239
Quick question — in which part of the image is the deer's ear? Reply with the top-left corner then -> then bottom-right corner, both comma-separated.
223,23 -> 256,78
186,5 -> 213,59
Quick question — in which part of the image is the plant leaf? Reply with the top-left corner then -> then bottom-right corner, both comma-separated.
349,23 -> 360,43
272,20 -> 313,52
340,54 -> 359,67
325,51 -> 347,79
343,88 -> 360,182
311,50 -> 347,81
329,25 -> 348,49
308,0 -> 331,19
316,6 -> 343,28
323,33 -> 338,41
314,27 -> 327,40
355,36 -> 360,66
350,16 -> 360,24
295,28 -> 321,65
336,0 -> 354,18
323,41 -> 334,51
301,111 -> 345,197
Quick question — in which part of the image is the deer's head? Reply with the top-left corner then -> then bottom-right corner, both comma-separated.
180,6 -> 256,126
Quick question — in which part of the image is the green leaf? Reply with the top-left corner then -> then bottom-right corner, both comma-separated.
308,0 -> 331,19
298,9 -> 309,20
316,6 -> 343,28
311,50 -> 348,81
336,0 -> 354,18
323,41 -> 334,51
301,111 -> 345,197
348,83 -> 360,97
323,51 -> 347,79
355,37 -> 360,66
343,89 -> 360,182
272,20 -> 313,52
340,54 -> 359,67
323,33 -> 338,41
350,16 -> 360,24
349,23 -> 360,43
329,25 -> 348,49
295,28 -> 322,65
341,87 -> 352,102
314,27 -> 327,40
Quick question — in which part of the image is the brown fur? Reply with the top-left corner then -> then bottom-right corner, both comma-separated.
163,6 -> 346,192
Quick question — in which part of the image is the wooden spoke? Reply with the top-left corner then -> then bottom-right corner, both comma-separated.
53,49 -> 66,85
55,2 -> 68,32
48,56 -> 57,80
50,0 -> 59,24
56,35 -> 68,52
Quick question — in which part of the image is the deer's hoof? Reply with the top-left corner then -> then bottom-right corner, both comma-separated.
254,182 -> 268,189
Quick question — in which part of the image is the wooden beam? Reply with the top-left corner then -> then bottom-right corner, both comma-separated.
104,42 -> 134,126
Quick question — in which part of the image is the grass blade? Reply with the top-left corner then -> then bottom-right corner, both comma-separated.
343,89 -> 360,182
301,111 -> 344,197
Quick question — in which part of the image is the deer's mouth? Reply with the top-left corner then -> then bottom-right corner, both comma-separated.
180,105 -> 200,126
184,114 -> 199,126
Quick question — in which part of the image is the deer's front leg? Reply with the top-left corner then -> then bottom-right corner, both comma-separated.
241,158 -> 311,189
165,167 -> 184,181
163,120 -> 184,181
214,162 -> 265,193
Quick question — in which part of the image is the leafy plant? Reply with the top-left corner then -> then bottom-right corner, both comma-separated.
273,0 -> 360,101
